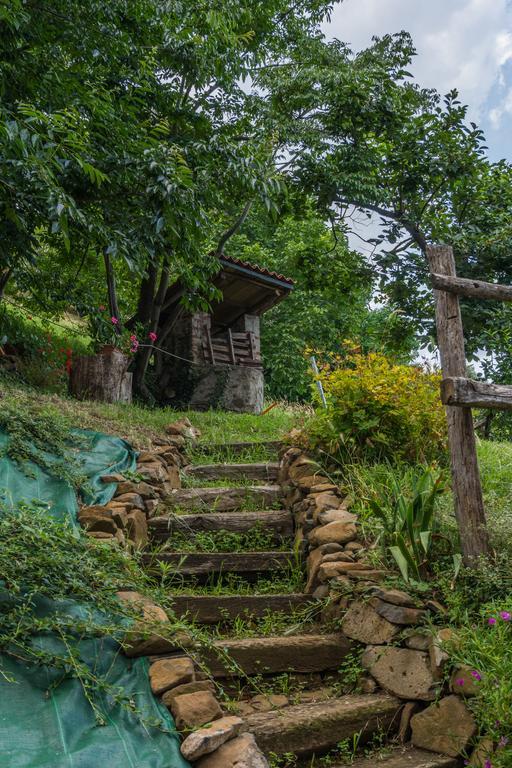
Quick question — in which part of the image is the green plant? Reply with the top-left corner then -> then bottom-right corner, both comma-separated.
163,524 -> 287,554
367,466 -> 448,582
306,351 -> 447,464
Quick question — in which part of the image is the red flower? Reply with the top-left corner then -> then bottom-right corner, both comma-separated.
148,331 -> 157,342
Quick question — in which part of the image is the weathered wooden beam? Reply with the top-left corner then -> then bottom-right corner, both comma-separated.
431,272 -> 512,302
427,245 -> 489,564
442,377 -> 512,411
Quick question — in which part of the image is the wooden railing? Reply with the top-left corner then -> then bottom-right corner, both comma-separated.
201,328 -> 260,366
427,245 -> 512,564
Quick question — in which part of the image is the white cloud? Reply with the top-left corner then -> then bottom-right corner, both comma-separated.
489,87 -> 512,127
323,0 -> 512,124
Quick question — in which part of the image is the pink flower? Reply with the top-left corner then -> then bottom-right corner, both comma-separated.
484,761 -> 492,768
111,317 -> 119,325
489,617 -> 497,625
470,670 -> 482,681
148,331 -> 157,342
499,736 -> 509,748
130,335 -> 137,341
455,678 -> 465,687
500,611 -> 511,621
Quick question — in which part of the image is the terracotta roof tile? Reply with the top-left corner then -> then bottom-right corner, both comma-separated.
219,254 -> 294,287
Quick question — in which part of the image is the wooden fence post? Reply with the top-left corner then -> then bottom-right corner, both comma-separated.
426,245 -> 490,564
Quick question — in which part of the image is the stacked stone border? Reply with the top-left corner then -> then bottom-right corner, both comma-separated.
279,446 -> 491,766
77,418 -> 268,767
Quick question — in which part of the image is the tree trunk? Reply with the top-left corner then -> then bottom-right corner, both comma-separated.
103,252 -> 121,327
133,256 -> 170,398
69,348 -> 131,403
0,268 -> 12,299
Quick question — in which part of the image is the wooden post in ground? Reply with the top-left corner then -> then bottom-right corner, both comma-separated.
426,245 -> 490,564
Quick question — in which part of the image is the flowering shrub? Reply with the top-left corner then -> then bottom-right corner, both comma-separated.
306,351 -> 447,464
448,608 -> 512,767
88,308 -> 158,356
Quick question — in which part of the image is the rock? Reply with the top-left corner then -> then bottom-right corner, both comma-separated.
316,509 -> 358,526
180,716 -> 244,761
288,456 -> 322,481
371,598 -> 425,626
113,492 -> 145,510
342,601 -> 399,645
312,491 -> 342,514
318,543 -> 344,554
450,665 -> 481,697
250,694 -> 289,712
296,474 -> 330,490
345,541 -> 364,552
78,507 -> 117,534
405,634 -> 430,651
145,498 -> 160,515
117,591 -> 173,656
369,587 -> 417,607
312,584 -> 330,599
397,701 -> 421,743
411,695 -> 477,757
169,690 -> 223,731
343,569 -> 387,582
196,732 -> 269,768
117,480 -> 157,499
308,521 -> 357,547
425,599 -> 447,615
149,657 -> 195,696
305,547 -> 325,593
162,680 -> 215,707
101,473 -> 126,483
309,483 -> 339,493
362,647 -> 436,700
359,675 -> 378,694
87,531 -> 114,540
110,507 -> 129,529
165,418 -> 201,440
429,629 -> 454,680
469,738 -> 495,767
137,463 -> 169,484
318,561 -> 370,582
125,509 -> 148,548
321,552 -> 355,563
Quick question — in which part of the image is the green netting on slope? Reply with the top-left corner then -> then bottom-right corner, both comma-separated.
0,429 -> 190,768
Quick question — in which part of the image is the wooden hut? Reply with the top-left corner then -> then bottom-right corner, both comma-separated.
155,255 -> 294,413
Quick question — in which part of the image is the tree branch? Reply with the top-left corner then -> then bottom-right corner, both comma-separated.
215,200 -> 253,255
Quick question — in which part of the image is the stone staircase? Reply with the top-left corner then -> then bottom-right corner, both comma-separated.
142,441 -> 460,767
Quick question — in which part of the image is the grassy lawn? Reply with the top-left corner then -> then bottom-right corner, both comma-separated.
0,373 -> 304,449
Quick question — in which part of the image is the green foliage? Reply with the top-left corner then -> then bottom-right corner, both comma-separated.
367,466 -> 447,582
226,203 -> 417,401
0,398 -> 90,490
165,523 -> 286,553
306,351 -> 447,464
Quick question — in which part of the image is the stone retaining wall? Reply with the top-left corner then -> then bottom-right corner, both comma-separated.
279,446 -> 489,766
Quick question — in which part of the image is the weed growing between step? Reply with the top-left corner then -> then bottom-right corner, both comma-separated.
189,444 -> 279,466
152,523 -> 290,554
211,601 -> 323,639
161,494 -> 283,515
268,727 -> 392,767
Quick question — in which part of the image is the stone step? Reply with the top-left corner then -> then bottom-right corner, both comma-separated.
343,747 -> 459,768
143,551 -> 296,579
245,693 -> 401,757
160,485 -> 282,513
169,594 -> 317,624
148,509 -> 293,544
184,462 -> 280,483
202,633 -> 350,677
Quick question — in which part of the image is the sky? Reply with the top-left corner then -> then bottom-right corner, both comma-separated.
323,0 -> 512,162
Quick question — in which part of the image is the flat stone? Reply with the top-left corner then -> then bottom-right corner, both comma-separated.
362,647 -> 436,701
397,701 -> 421,743
196,732 -> 269,768
309,521 -> 357,547
316,509 -> 358,525
318,561 -> 370,582
345,541 -> 364,552
344,569 -> 387,582
309,483 -> 339,493
250,694 -> 289,712
288,456 -> 322,481
78,508 -> 117,534
113,492 -> 145,510
305,547 -> 324,593
101,473 -> 125,483
318,543 -> 344,554
371,598 -> 426,626
321,552 -> 355,563
429,629 -> 454,680
117,591 -> 174,657
149,657 -> 195,696
312,491 -> 343,513
125,509 -> 148,548
411,695 -> 477,757
369,587 -> 417,607
180,715 -> 244,761
162,680 -> 215,707
169,690 -> 223,731
342,600 -> 399,645
405,634 -> 430,651
469,737 -> 495,767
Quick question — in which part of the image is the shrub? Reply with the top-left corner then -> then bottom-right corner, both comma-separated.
306,351 -> 447,464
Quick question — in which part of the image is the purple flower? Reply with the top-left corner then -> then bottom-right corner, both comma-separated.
500,611 -> 511,621
499,736 -> 509,748
484,761 -> 492,768
470,670 -> 482,681
455,678 -> 465,687
489,617 -> 497,625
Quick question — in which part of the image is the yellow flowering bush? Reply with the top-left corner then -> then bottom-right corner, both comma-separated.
307,351 -> 447,463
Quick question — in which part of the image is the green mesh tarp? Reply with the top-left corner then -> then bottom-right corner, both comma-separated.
0,429 -> 190,768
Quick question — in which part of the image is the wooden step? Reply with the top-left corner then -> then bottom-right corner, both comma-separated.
345,747 -> 459,768
202,633 -> 350,677
185,462 -> 280,483
160,485 -> 281,512
143,551 -> 295,579
169,594 -> 316,624
148,510 -> 293,543
245,694 -> 400,757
